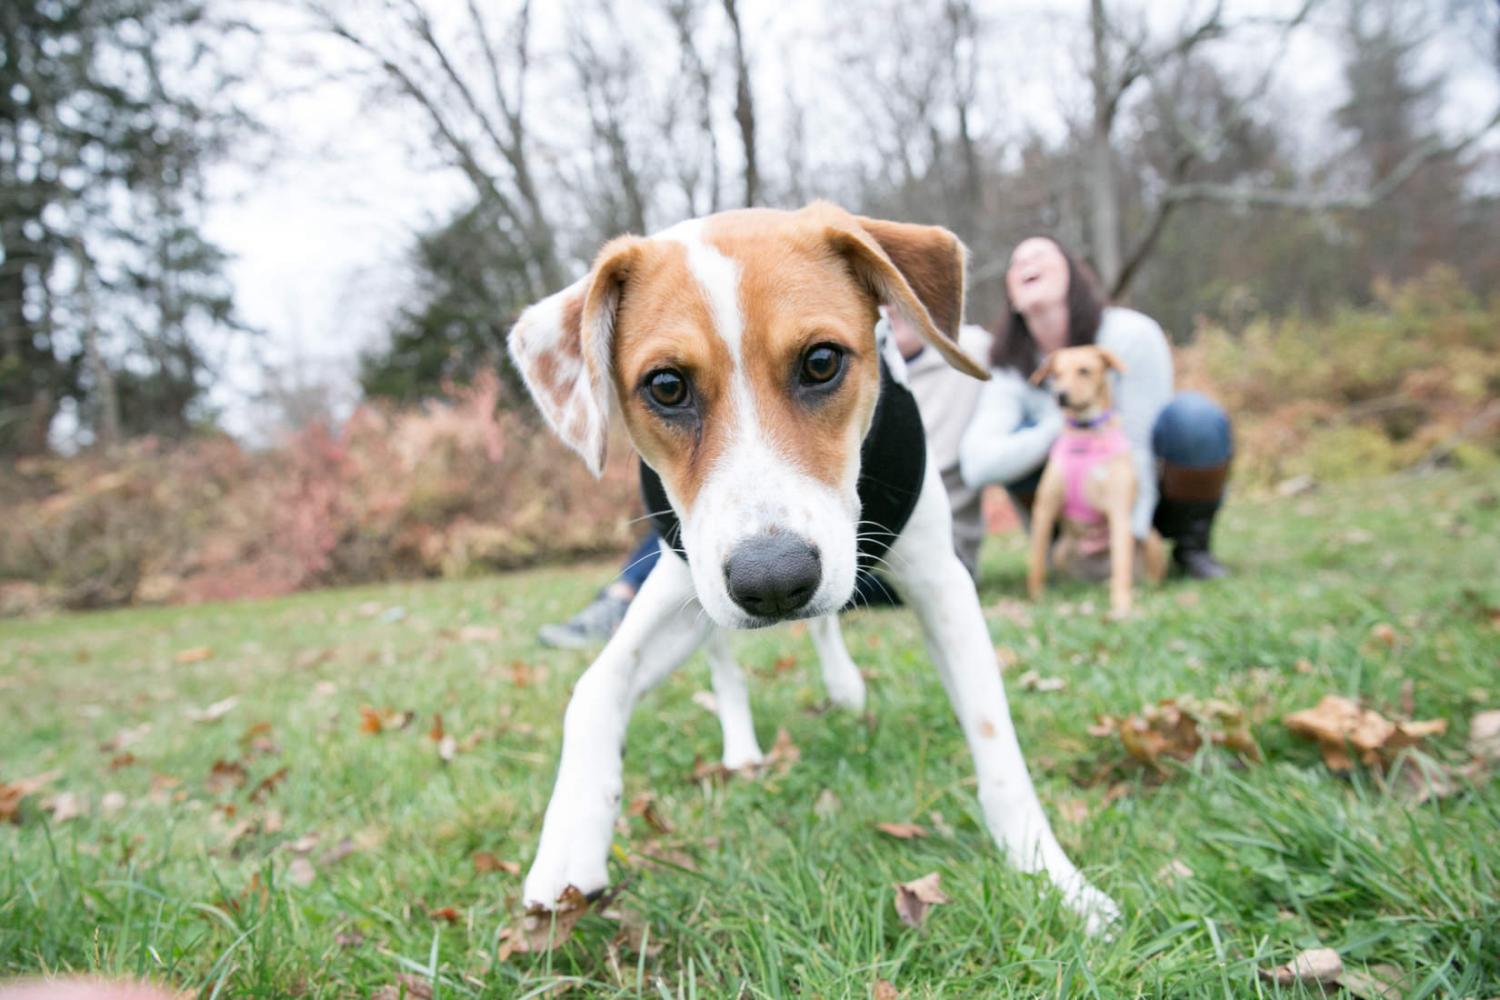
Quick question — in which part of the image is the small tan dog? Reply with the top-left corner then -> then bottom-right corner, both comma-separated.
1027,345 -> 1165,617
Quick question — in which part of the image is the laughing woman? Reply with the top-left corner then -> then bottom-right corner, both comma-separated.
958,237 -> 1233,579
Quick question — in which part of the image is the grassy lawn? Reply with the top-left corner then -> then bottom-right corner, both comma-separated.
2,471 -> 1497,998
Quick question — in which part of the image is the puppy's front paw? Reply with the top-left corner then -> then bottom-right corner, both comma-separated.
523,850 -> 608,910
823,666 -> 866,713
721,741 -> 765,771
1072,883 -> 1122,937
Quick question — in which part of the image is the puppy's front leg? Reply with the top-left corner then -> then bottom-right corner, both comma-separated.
808,613 -> 866,711
524,548 -> 711,908
889,470 -> 1119,934
706,629 -> 765,769
1028,468 -> 1064,602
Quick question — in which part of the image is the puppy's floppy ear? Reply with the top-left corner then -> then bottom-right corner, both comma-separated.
507,237 -> 643,477
1030,352 -> 1057,386
811,203 -> 988,380
1097,347 -> 1128,374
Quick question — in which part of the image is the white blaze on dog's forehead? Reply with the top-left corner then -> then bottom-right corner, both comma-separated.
657,218 -> 744,358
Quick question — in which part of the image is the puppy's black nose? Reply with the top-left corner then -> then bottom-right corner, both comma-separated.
725,535 -> 820,618
1056,390 -> 1071,408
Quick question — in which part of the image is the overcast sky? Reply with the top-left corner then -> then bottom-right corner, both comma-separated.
198,0 -> 1498,439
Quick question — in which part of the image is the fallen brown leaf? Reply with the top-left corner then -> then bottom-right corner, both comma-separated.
100,791 -> 127,816
1284,695 -> 1446,771
319,837 -> 357,866
109,752 -> 138,770
1018,670 -> 1067,693
457,624 -> 501,642
772,654 -> 797,675
626,793 -> 673,835
0,770 -> 60,823
370,973 -> 434,1000
1368,623 -> 1398,648
690,690 -> 719,714
1258,947 -> 1342,985
206,759 -> 248,795
428,713 -> 445,742
608,908 -> 662,958
428,905 -> 461,923
45,791 -> 86,823
875,822 -> 928,840
100,724 -> 150,753
893,872 -> 949,929
1096,696 -> 1260,770
1155,858 -> 1193,882
473,851 -> 521,875
174,646 -> 214,664
993,645 -> 1020,671
186,696 -> 238,724
1469,709 -> 1500,765
498,885 -> 592,959
358,706 -> 414,735
249,767 -> 289,803
287,857 -> 316,887
1335,964 -> 1407,1000
873,980 -> 901,1000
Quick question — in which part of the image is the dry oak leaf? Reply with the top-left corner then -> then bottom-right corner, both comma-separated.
358,706 -> 415,735
626,793 -> 673,835
206,759 -> 248,795
873,980 -> 901,1000
1258,947 -> 1343,986
428,906 -> 461,924
0,770 -> 60,823
875,822 -> 928,840
248,767 -> 288,803
186,697 -> 238,724
1469,710 -> 1500,765
287,857 -> 316,887
498,885 -> 592,960
45,791 -> 86,823
893,872 -> 950,929
370,973 -> 434,1000
1284,695 -> 1446,771
174,646 -> 214,664
1099,696 -> 1260,770
473,851 -> 521,875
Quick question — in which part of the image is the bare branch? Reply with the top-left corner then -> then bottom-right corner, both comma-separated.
1163,104 -> 1500,211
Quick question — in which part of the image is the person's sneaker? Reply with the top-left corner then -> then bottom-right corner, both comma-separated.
537,591 -> 632,649
1173,546 -> 1229,580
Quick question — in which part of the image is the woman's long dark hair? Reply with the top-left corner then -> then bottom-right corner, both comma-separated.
989,239 -> 1106,377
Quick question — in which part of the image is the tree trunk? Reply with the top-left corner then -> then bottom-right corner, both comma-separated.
1088,0 -> 1122,290
721,0 -> 758,207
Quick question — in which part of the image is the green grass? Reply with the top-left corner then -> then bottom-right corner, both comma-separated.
2,471 -> 1498,998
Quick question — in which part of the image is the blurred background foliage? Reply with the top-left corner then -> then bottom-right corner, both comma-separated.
1,0 -> 1498,611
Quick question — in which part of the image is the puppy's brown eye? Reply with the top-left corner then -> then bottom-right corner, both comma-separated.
646,369 -> 689,408
800,345 -> 843,385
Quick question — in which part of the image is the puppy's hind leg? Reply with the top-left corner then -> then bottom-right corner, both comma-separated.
524,548 -> 712,909
809,613 -> 865,711
706,629 -> 765,769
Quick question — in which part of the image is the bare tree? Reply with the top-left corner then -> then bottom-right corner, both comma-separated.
721,0 -> 759,206
663,0 -> 722,215
304,0 -> 564,296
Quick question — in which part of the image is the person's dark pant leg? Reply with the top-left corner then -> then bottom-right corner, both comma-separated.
617,530 -> 662,592
1151,391 -> 1233,579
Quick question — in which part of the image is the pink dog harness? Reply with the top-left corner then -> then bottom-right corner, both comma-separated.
1050,417 -> 1130,527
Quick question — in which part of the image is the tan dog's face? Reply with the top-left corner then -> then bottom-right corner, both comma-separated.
509,203 -> 985,629
1032,345 -> 1125,419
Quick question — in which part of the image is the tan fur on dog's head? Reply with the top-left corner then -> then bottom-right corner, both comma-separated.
507,202 -> 985,627
1031,345 -> 1125,417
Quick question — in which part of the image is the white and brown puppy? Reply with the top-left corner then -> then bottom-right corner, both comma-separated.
509,202 -> 1118,932
1027,346 -> 1166,617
